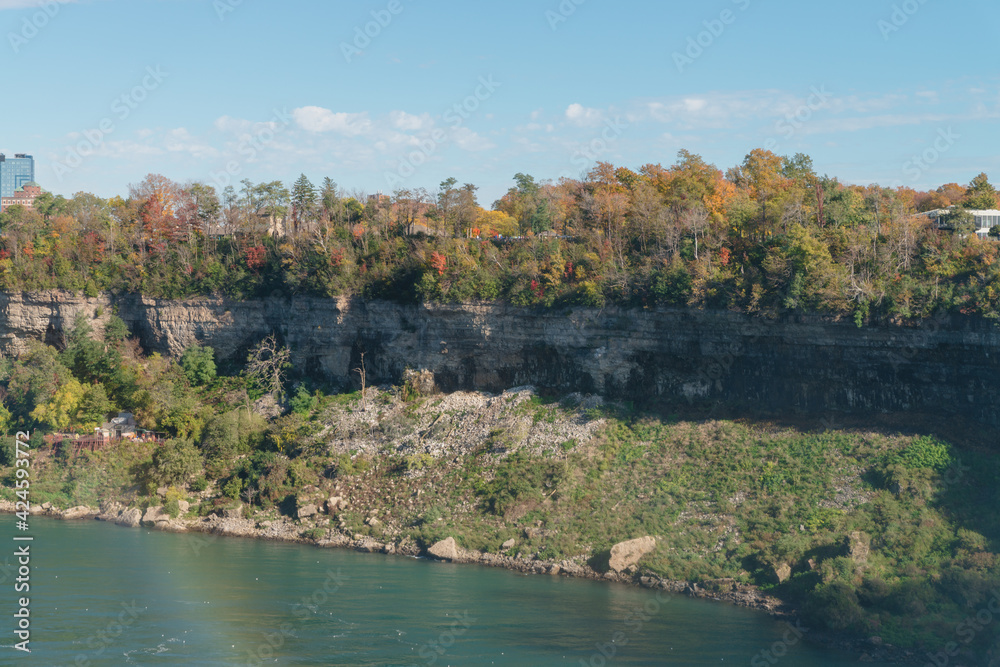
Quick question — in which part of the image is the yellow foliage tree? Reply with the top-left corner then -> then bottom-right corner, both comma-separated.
30,378 -> 87,432
474,210 -> 518,237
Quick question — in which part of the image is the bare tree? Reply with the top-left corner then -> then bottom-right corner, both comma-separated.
245,334 -> 291,398
682,205 -> 710,260
353,352 -> 368,409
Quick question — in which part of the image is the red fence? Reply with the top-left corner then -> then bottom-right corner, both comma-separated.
46,433 -> 167,454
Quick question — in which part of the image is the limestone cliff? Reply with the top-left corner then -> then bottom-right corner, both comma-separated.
1,290 -> 996,427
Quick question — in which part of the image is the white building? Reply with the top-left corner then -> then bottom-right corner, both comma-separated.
925,207 -> 1000,237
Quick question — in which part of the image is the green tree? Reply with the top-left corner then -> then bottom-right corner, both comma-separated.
963,173 -> 998,210
942,207 -> 976,236
201,410 -> 266,478
437,177 -> 460,236
76,383 -> 116,430
291,174 -> 317,234
4,342 -> 75,423
103,316 -> 129,345
0,402 -> 12,435
151,438 -> 203,487
180,345 -> 217,386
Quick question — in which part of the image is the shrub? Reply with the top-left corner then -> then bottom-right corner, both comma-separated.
180,345 -> 217,387
201,410 -> 266,478
289,385 -> 318,416
150,439 -> 202,487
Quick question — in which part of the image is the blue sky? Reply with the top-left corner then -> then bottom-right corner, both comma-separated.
2,0 -> 999,205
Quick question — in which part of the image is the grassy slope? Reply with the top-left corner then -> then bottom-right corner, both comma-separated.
6,388 -> 1000,660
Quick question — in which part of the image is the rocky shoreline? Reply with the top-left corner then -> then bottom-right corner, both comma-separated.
4,500 -> 919,663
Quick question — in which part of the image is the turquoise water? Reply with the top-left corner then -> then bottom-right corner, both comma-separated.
0,515 -> 865,665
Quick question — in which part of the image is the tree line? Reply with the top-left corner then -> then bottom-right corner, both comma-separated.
2,148 -> 999,322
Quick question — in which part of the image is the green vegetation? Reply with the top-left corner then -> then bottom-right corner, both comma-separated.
0,314 -> 996,661
0,154 -> 999,660
2,158 -> 1000,322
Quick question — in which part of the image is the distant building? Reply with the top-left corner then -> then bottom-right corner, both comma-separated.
0,153 -> 34,199
925,207 -> 1000,237
101,412 -> 137,439
0,182 -> 42,212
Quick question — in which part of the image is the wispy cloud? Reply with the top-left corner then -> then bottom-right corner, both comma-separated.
293,107 -> 372,136
0,0 -> 75,9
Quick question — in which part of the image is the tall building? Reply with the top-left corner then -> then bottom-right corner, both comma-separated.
0,153 -> 35,199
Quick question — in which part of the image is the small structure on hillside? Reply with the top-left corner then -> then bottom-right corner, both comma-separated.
102,412 -> 137,439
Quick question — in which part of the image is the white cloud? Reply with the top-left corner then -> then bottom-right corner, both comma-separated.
389,110 -> 431,131
682,98 -> 707,113
452,127 -> 495,152
565,103 -> 603,126
292,107 -> 371,136
164,128 -> 219,159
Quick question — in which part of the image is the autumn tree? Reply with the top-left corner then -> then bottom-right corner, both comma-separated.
963,173 -> 998,210
728,149 -> 789,240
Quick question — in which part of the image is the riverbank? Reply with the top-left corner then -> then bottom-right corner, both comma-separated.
1,498 -> 913,663
8,384 -> 988,662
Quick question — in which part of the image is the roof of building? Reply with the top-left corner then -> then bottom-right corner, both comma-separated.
924,206 -> 1000,216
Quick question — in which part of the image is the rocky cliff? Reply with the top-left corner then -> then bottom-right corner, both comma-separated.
1,290 -> 996,427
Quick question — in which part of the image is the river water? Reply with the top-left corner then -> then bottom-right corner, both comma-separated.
0,515 -> 864,665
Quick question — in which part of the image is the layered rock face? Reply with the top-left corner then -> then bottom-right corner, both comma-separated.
1,290 -> 997,427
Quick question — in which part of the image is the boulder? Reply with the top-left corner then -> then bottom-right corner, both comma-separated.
60,506 -> 94,520
297,504 -> 318,519
847,531 -> 870,565
402,368 -> 437,396
774,563 -> 792,584
427,537 -> 459,561
608,536 -> 656,573
501,538 -> 515,551
325,496 -> 346,514
142,506 -> 170,525
178,500 -> 190,515
116,508 -> 143,528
